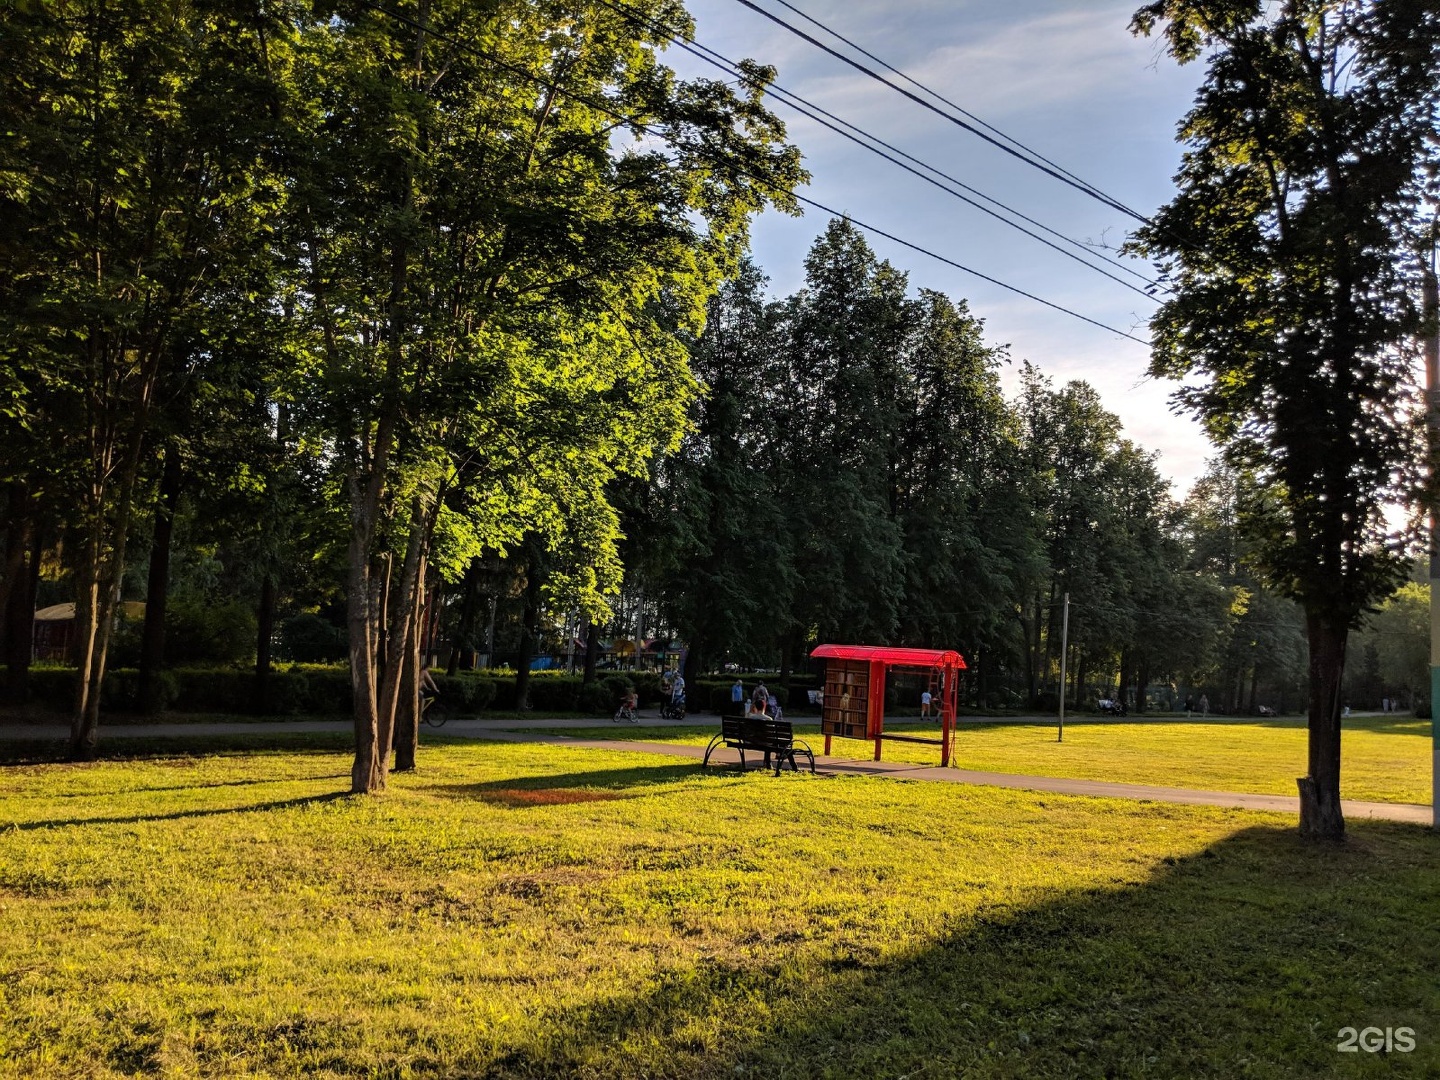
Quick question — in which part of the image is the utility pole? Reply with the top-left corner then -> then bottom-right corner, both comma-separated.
1057,592 -> 1070,743
1425,250 -> 1439,831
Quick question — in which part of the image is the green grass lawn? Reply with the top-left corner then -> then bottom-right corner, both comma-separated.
1,738 -> 1437,1078
557,713 -> 1433,805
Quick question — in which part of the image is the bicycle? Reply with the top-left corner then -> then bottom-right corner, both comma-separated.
422,693 -> 453,728
613,698 -> 639,723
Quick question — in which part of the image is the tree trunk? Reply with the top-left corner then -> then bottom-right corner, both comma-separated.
138,449 -> 183,714
3,486 -> 38,702
1135,659 -> 1151,714
253,573 -> 277,714
393,554 -> 427,773
448,557 -> 480,675
682,642 -> 700,689
582,618 -> 599,684
513,557 -> 542,710
347,459 -> 387,794
1297,613 -> 1347,840
373,498 -> 428,784
70,436 -> 147,759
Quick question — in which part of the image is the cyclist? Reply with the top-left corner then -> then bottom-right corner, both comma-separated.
613,687 -> 639,723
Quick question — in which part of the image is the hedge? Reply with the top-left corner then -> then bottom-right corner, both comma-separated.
700,681 -> 793,715
14,664 -> 496,717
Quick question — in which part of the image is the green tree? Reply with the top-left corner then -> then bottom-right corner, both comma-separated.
892,290 -> 1014,658
1130,0 -> 1440,836
647,261 -> 794,674
281,1 -> 802,791
776,219 -> 908,646
0,0 -> 291,756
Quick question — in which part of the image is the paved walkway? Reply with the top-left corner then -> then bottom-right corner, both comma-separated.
2,716 -> 1430,825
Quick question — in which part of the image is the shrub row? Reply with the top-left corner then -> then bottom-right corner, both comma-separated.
22,662 -> 815,717
20,665 -> 497,717
478,669 -> 665,712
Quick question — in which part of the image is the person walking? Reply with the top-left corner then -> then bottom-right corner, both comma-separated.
731,678 -> 745,711
1198,693 -> 1209,719
920,688 -> 933,719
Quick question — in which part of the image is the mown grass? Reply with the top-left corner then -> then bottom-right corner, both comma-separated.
1,738 -> 1437,1078
555,713 -> 1433,805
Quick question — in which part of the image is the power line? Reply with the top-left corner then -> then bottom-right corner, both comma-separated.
737,0 -> 1343,322
590,0 -> 1161,302
354,2 -> 1150,345
757,0 -> 1151,223
727,0 -> 1147,222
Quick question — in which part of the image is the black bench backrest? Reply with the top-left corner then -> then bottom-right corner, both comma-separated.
722,714 -> 793,751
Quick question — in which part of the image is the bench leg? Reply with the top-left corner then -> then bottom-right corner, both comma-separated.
702,733 -> 724,769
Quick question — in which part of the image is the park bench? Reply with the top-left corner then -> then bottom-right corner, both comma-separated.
702,714 -> 815,775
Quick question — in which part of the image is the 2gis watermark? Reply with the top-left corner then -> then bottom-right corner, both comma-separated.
1336,1026 -> 1417,1054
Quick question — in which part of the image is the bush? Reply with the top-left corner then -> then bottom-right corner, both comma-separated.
26,667 -> 77,711
526,675 -> 582,711
630,671 -> 663,706
296,666 -> 353,714
432,673 -> 496,713
704,682 -> 790,715
258,670 -> 311,715
165,598 -> 257,665
578,680 -> 616,715
170,668 -> 254,713
101,668 -> 178,713
278,613 -> 347,664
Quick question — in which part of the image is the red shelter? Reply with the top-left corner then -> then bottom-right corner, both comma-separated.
810,644 -> 967,767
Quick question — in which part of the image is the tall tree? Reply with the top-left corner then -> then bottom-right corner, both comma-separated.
282,1 -> 802,792
649,261 -> 793,672
0,0 -> 292,756
778,219 -> 908,645
1130,0 -> 1440,837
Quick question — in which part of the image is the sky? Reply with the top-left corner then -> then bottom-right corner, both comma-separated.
666,0 -> 1215,494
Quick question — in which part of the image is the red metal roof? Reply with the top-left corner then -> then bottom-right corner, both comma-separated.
810,644 -> 966,669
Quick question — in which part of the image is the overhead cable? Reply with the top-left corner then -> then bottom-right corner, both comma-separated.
756,0 -> 1151,221
354,2 -> 1151,346
727,0 -> 1148,223
591,0 -> 1161,302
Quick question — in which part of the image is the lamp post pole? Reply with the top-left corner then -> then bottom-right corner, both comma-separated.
1057,592 -> 1070,743
1425,254 -> 1439,831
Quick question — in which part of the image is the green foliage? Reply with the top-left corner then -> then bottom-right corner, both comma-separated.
1129,0 -> 1439,624
1347,582 -> 1429,707
431,673 -> 498,713
163,598 -> 258,666
277,614 -> 348,664
99,669 -> 178,713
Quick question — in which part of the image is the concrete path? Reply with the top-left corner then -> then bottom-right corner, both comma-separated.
2,716 -> 1430,825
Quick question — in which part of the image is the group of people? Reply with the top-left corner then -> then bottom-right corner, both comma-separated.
731,678 -> 782,720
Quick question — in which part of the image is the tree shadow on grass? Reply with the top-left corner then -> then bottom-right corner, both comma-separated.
2,791 -> 352,832
478,822 -> 1440,1079
4,774 -> 352,800
0,732 -> 354,766
417,763 -> 704,806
